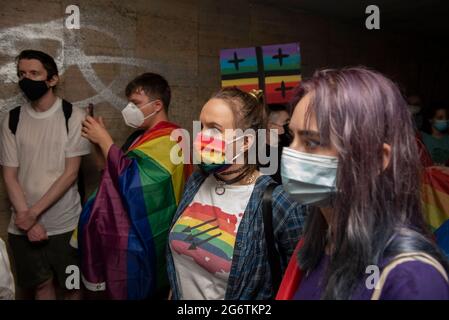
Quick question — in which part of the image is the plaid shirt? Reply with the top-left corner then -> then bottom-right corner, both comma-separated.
166,171 -> 306,300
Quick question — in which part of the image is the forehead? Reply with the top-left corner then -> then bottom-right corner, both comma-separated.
128,89 -> 149,102
200,98 -> 235,128
290,93 -> 318,132
277,110 -> 290,122
408,96 -> 421,105
435,109 -> 448,117
18,58 -> 45,71
271,110 -> 289,121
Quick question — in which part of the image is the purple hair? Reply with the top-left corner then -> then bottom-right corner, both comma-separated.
291,67 -> 447,299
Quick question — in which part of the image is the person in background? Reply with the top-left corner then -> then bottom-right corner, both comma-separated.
167,88 -> 305,300
0,238 -> 15,300
76,73 -> 192,300
267,104 -> 292,148
279,67 -> 449,300
258,104 -> 292,184
421,102 -> 449,166
0,49 -> 90,300
407,94 -> 425,131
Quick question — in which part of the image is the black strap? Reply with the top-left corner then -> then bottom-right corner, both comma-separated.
121,129 -> 146,152
8,106 -> 21,135
9,100 -> 72,135
262,183 -> 282,295
62,99 -> 72,134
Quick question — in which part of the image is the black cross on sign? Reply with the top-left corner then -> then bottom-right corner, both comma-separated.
275,81 -> 293,98
228,51 -> 245,71
272,48 -> 289,66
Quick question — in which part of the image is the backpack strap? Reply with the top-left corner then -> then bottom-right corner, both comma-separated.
8,106 -> 22,135
62,99 -> 73,134
262,182 -> 282,296
371,251 -> 449,300
10,101 -> 72,135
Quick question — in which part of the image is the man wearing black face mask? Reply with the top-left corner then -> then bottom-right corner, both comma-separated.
0,50 -> 90,300
258,104 -> 292,184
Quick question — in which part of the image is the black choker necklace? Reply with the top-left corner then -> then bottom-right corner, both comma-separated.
218,165 -> 247,176
213,166 -> 251,195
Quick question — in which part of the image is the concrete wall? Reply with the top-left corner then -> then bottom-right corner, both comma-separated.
0,0 -> 446,275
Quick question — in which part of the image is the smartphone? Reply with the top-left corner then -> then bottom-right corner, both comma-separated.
87,103 -> 94,117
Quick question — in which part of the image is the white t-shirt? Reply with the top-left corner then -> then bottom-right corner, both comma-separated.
0,98 -> 91,235
169,174 -> 255,300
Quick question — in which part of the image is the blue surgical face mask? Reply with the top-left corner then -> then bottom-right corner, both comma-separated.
433,120 -> 449,132
281,147 -> 338,207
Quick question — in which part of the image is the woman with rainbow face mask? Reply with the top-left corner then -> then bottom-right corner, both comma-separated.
166,87 -> 306,300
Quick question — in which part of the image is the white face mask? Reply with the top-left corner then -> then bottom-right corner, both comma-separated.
281,147 -> 338,207
121,100 -> 157,128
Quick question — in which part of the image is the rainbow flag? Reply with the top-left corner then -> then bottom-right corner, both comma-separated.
422,167 -> 449,258
76,121 -> 192,299
220,42 -> 301,104
276,239 -> 304,300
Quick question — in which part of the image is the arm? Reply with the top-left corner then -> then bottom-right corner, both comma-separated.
0,115 -> 27,213
272,187 -> 306,271
85,116 -> 109,171
14,156 -> 81,231
2,166 -> 28,213
1,166 -> 47,241
82,116 -> 114,162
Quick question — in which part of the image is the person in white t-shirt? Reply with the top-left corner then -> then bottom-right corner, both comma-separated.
167,88 -> 305,300
0,50 -> 90,300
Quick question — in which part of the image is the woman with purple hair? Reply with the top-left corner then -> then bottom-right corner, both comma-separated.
279,67 -> 449,299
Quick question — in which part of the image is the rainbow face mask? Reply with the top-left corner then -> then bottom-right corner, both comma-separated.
193,131 -> 245,174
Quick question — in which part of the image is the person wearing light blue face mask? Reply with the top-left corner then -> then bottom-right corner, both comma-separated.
277,67 -> 449,301
421,103 -> 449,166
281,148 -> 338,207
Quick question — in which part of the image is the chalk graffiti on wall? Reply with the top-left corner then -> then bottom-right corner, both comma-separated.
0,18 -> 177,112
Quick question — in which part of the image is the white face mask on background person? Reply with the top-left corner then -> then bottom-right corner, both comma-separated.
281,147 -> 338,207
121,100 -> 157,128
